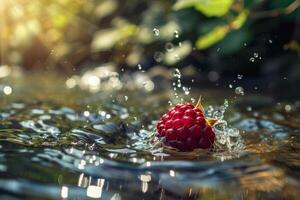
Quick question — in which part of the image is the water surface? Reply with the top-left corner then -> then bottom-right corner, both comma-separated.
0,72 -> 299,200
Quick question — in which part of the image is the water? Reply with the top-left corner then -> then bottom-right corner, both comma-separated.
0,72 -> 300,200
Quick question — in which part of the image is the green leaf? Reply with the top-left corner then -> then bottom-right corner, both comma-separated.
164,41 -> 192,64
196,26 -> 229,49
195,10 -> 248,49
215,28 -> 250,54
174,0 -> 234,17
197,19 -> 227,35
244,0 -> 264,8
91,24 -> 137,51
231,10 -> 248,29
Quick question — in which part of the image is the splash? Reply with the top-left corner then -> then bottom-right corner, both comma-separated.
206,99 -> 244,153
171,68 -> 192,102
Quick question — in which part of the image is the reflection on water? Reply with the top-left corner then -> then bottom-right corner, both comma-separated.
0,69 -> 300,199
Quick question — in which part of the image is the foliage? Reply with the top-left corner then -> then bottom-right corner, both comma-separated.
0,0 -> 299,73
174,0 -> 234,17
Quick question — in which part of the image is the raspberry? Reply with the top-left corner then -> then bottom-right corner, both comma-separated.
156,97 -> 217,151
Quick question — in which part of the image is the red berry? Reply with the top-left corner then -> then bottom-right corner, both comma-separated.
156,97 -> 216,151
184,109 -> 196,118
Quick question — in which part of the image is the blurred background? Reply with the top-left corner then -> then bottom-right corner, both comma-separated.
0,0 -> 299,97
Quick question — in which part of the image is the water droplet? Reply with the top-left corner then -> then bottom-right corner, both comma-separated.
137,64 -> 142,70
228,128 -> 239,137
229,84 -> 233,88
249,57 -> 255,62
254,52 -> 259,58
173,68 -> 181,78
237,74 -> 243,80
124,96 -> 128,101
153,28 -> 159,36
178,42 -> 182,47
213,110 -> 224,119
169,170 -> 175,177
173,30 -> 179,38
246,106 -> 252,111
285,104 -> 292,112
83,111 -> 90,117
182,86 -> 189,95
165,42 -> 174,52
243,43 -> 247,46
268,39 -> 273,44
153,51 -> 164,63
3,86 -> 12,95
235,86 -> 244,96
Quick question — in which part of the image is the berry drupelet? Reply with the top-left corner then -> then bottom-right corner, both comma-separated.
156,97 -> 217,151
